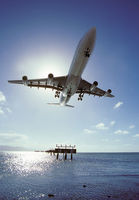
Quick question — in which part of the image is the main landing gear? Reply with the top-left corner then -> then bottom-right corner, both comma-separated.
78,93 -> 84,101
55,91 -> 60,98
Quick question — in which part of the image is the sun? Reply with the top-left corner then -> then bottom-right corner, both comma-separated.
16,50 -> 69,79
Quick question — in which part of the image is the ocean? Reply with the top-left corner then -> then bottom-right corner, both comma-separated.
0,152 -> 139,200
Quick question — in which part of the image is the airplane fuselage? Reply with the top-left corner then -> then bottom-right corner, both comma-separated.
60,27 -> 96,106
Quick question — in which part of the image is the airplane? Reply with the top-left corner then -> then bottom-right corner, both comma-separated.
8,27 -> 114,107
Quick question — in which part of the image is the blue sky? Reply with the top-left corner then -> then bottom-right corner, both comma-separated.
0,0 -> 139,152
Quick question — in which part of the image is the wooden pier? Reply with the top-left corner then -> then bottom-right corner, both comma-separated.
46,144 -> 76,160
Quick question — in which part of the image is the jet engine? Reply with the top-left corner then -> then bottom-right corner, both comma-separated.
104,89 -> 112,97
47,73 -> 54,85
90,81 -> 98,91
22,76 -> 28,85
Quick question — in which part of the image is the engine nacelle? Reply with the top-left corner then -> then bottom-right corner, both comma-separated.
90,81 -> 98,91
104,89 -> 112,97
22,76 -> 28,85
47,73 -> 54,85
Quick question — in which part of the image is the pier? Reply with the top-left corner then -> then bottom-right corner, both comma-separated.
46,144 -> 76,160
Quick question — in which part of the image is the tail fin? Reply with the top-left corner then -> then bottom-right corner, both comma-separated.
47,103 -> 74,108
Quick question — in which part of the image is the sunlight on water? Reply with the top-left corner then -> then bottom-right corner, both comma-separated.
1,152 -> 139,200
4,152 -> 54,176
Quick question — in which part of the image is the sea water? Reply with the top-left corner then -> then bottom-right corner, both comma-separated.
0,152 -> 139,200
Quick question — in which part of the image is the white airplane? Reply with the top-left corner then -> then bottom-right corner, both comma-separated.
8,27 -> 114,107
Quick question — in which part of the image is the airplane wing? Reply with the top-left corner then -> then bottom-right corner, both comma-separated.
76,79 -> 114,97
8,75 -> 67,91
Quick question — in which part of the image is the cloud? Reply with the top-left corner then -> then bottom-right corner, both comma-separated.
0,107 -> 12,115
0,133 -> 28,144
6,108 -> 12,113
0,145 -> 31,151
84,129 -> 96,134
113,102 -> 123,109
110,121 -> 116,126
96,123 -> 109,130
0,91 -> 6,103
102,138 -> 109,142
0,107 -> 4,115
129,125 -> 135,129
133,134 -> 139,137
0,91 -> 12,115
114,130 -> 129,135
114,139 -> 120,142
124,143 -> 131,146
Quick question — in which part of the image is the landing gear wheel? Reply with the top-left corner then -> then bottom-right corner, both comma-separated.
78,93 -> 84,101
55,90 -> 60,98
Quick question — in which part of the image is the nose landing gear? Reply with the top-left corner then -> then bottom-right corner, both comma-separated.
78,93 -> 84,101
84,48 -> 90,57
55,91 -> 60,98
67,89 -> 72,98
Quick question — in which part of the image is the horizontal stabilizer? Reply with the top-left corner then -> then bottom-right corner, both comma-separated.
47,103 -> 74,108
65,104 -> 74,108
47,103 -> 60,106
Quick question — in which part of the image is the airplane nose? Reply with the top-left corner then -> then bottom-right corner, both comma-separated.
90,27 -> 96,37
86,27 -> 96,41
91,27 -> 96,32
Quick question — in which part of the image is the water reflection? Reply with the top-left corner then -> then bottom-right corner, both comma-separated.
4,152 -> 54,176
1,152 -> 139,200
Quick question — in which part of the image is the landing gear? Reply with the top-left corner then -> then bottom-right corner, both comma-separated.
55,91 -> 60,98
84,48 -> 90,57
78,93 -> 84,101
67,89 -> 72,98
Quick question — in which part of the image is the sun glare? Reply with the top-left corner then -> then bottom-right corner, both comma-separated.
7,152 -> 54,176
16,51 -> 69,79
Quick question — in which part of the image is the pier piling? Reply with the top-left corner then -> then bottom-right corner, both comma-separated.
71,153 -> 73,160
65,153 -> 67,160
56,153 -> 59,160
